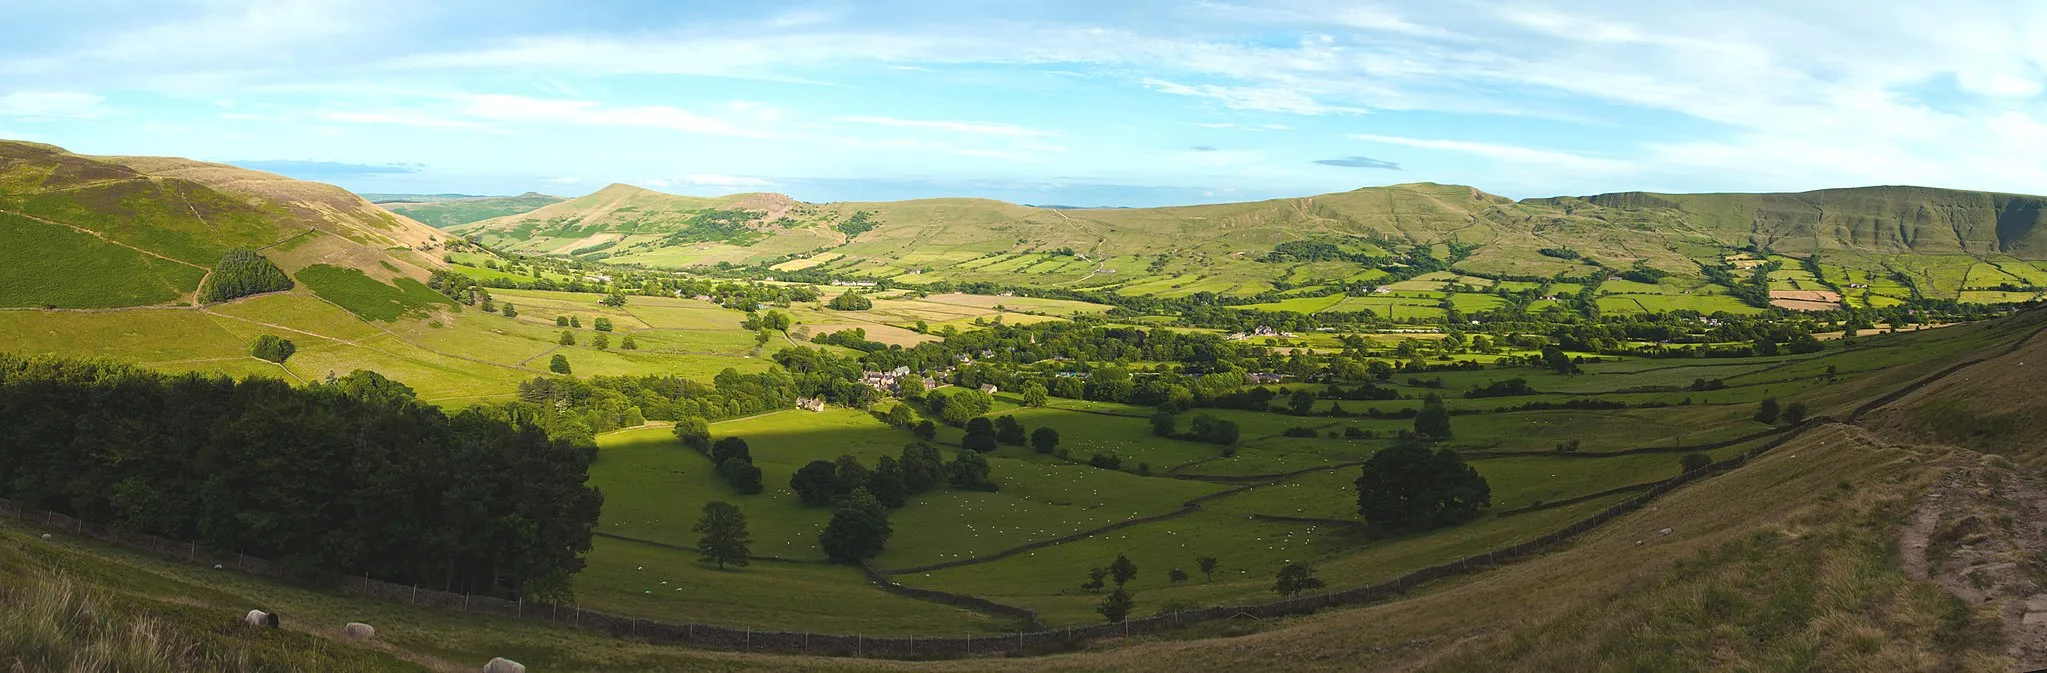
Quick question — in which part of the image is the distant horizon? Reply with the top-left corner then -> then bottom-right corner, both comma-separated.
7,2 -> 2047,208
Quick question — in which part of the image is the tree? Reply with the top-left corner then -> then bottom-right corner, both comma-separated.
571,316 -> 582,328
885,403 -> 916,428
620,335 -> 637,350
673,416 -> 711,452
1168,568 -> 1189,583
899,443 -> 947,493
593,317 -> 614,332
600,292 -> 628,307
1754,397 -> 1781,424
965,417 -> 994,436
828,290 -> 873,311
869,456 -> 908,507
962,432 -> 998,453
834,454 -> 870,497
1197,556 -> 1220,582
556,315 -> 569,327
1030,426 -> 1060,454
718,458 -> 763,494
549,354 -> 572,375
1082,566 -> 1109,593
897,375 -> 925,401
501,303 -> 518,318
592,333 -> 609,350
949,449 -> 995,490
1108,553 -> 1138,587
1272,563 -> 1325,597
1781,401 -> 1808,425
1355,439 -> 1491,530
912,420 -> 937,441
790,460 -> 840,506
994,416 -> 1026,445
712,437 -> 752,466
1680,452 -> 1712,472
1096,588 -> 1135,623
693,501 -> 751,569
559,331 -> 576,346
1540,346 -> 1579,374
249,335 -> 295,363
1413,393 -> 1452,440
1020,382 -> 1049,407
1151,410 -> 1178,437
818,488 -> 891,563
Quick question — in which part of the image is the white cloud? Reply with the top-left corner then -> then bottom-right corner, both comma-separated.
544,176 -> 583,185
320,110 -> 497,130
640,178 -> 672,188
0,91 -> 106,119
1143,79 -> 1369,115
1350,134 -> 1630,173
459,94 -> 772,137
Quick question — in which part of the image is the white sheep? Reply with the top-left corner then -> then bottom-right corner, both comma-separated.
244,609 -> 279,629
343,622 -> 375,639
482,657 -> 526,673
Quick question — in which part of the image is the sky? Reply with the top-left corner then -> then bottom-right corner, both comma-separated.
6,1 -> 2047,206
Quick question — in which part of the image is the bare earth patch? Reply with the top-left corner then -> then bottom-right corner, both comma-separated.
1769,289 -> 1841,311
1901,458 -> 2047,669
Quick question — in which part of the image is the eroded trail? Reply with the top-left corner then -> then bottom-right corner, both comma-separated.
1900,461 -> 2047,669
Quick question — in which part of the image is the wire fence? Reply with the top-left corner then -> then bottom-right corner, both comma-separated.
0,416 -> 1829,659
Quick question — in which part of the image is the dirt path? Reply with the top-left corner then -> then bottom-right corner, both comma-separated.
1899,463 -> 2047,669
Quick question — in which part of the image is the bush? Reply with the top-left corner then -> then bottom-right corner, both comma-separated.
549,354 -> 571,375
827,290 -> 873,311
1680,452 -> 1712,472
1281,426 -> 1320,438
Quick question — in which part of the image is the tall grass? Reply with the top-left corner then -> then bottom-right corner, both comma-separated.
0,572 -> 413,672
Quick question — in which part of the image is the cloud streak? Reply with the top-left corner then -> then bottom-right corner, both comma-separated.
1315,156 -> 1401,170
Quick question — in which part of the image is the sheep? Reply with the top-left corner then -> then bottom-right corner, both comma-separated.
343,622 -> 375,640
482,657 -> 526,673
244,609 -> 279,629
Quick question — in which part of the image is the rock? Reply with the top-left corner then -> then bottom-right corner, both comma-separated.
2025,612 -> 2047,626
343,623 -> 375,640
483,657 -> 526,673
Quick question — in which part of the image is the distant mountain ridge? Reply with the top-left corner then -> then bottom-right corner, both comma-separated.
373,192 -> 567,228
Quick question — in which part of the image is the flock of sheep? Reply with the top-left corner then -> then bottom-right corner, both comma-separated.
242,609 -> 525,672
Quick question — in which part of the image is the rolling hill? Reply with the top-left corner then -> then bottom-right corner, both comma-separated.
373,191 -> 565,228
453,181 -> 2047,306
0,140 -> 448,309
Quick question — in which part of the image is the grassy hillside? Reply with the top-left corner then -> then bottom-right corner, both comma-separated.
458,181 -> 2047,308
376,192 -> 565,228
0,140 -> 450,309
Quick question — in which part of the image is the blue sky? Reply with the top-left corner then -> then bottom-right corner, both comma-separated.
6,1 -> 2047,206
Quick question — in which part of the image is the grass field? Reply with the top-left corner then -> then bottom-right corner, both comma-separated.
0,212 -> 206,308
296,265 -> 456,322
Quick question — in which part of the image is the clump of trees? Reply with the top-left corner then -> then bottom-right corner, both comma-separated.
249,334 -> 295,363
200,248 -> 293,303
708,437 -> 763,494
0,356 -> 602,598
549,354 -> 571,375
827,290 -> 873,311
1273,562 -> 1326,596
1354,439 -> 1491,530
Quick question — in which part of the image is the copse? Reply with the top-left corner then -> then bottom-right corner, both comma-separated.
1355,438 -> 1491,530
250,334 -> 295,363
200,248 -> 293,303
0,355 -> 601,598
827,290 -> 873,311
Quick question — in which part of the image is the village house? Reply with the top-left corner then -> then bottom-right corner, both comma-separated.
1244,372 -> 1287,385
979,383 -> 999,395
832,280 -> 879,287
795,397 -> 827,412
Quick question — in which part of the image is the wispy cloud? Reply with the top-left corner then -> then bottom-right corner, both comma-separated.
229,159 -> 422,178
838,116 -> 1056,138
1143,79 -> 1369,115
0,91 -> 106,119
1350,134 -> 1628,172
1315,156 -> 1402,170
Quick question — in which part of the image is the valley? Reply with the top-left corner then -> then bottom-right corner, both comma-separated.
4,139 -> 2047,671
